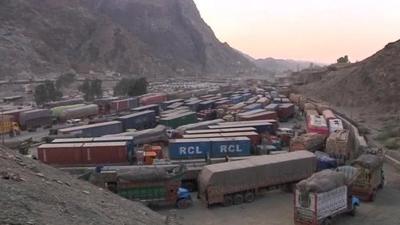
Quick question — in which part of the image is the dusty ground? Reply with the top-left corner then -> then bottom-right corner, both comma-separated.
0,146 -> 166,225
159,163 -> 400,225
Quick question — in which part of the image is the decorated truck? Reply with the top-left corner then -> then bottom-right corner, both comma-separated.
294,166 -> 360,225
351,154 -> 384,201
87,164 -> 192,209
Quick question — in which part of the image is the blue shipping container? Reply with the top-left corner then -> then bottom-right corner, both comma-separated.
132,104 -> 160,115
265,103 -> 279,111
210,137 -> 251,158
117,110 -> 156,131
198,100 -> 216,111
230,95 -> 244,104
244,103 -> 262,111
168,139 -> 211,160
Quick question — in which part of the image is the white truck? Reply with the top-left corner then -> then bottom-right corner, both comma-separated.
294,166 -> 360,225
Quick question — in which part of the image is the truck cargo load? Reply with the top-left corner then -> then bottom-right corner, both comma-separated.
185,127 -> 257,135
51,104 -> 85,119
161,99 -> 184,110
243,103 -> 262,111
290,133 -> 325,152
198,151 -> 316,206
169,138 -> 210,160
111,98 -> 139,113
0,115 -> 20,136
325,130 -> 352,164
265,103 -> 279,112
44,98 -> 84,108
209,137 -> 251,158
2,107 -> 32,125
117,110 -> 156,131
322,110 -> 336,121
238,111 -> 278,122
210,120 -> 276,134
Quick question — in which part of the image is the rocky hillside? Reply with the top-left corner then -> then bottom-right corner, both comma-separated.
0,145 -> 166,225
254,57 -> 318,74
295,39 -> 400,114
0,0 -> 255,79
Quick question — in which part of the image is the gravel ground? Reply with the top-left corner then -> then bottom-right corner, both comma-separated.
158,163 -> 400,225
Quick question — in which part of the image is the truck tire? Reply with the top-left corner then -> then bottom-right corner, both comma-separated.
244,192 -> 255,203
223,195 -> 233,207
233,194 -> 244,205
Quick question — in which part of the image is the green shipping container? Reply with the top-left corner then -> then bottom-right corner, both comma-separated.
160,112 -> 197,129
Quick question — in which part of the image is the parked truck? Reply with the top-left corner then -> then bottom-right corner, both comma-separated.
20,109 -> 52,131
198,151 -> 316,207
0,115 -> 21,137
87,165 -> 192,209
294,166 -> 360,225
351,154 -> 384,201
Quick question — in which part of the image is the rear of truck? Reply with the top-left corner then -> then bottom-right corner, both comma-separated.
294,186 -> 351,225
352,167 -> 383,201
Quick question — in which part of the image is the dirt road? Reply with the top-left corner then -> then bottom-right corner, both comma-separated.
159,163 -> 400,225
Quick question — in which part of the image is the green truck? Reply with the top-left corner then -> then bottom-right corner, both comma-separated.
87,165 -> 192,209
160,112 -> 197,129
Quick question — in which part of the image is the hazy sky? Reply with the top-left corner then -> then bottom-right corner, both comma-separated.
193,0 -> 400,63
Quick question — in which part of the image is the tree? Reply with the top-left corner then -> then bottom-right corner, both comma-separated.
114,77 -> 148,97
56,73 -> 76,89
34,80 -> 63,105
337,55 -> 350,64
79,79 -> 103,101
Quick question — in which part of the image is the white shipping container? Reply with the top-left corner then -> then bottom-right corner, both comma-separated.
329,119 -> 344,133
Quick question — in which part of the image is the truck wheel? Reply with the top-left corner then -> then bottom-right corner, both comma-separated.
233,194 -> 244,205
223,195 -> 233,207
244,192 -> 255,203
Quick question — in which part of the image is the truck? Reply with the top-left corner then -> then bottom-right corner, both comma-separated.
351,154 -> 384,201
294,166 -> 360,225
197,151 -> 316,207
20,109 -> 52,131
0,115 -> 21,137
87,165 -> 192,209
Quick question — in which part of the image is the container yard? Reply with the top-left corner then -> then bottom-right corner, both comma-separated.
1,80 -> 396,225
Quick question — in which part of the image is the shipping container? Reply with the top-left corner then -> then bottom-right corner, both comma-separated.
160,112 -> 198,129
215,99 -> 232,107
175,119 -> 225,134
2,107 -> 32,124
230,95 -> 244,104
209,137 -> 251,158
82,142 -> 128,165
167,102 -> 185,110
94,97 -> 120,115
117,110 -> 156,131
265,103 -> 279,112
210,121 -> 276,134
59,121 -> 123,137
20,109 -> 52,130
169,138 -> 211,160
139,93 -> 167,106
37,143 -> 84,165
238,111 -> 278,121
59,104 -> 99,121
185,127 -> 257,134
110,98 -> 138,113
278,103 -> 295,121
243,103 -> 262,111
132,104 -> 160,116
185,100 -> 202,112
198,100 -> 216,111
237,109 -> 266,117
52,138 -> 94,143
161,99 -> 184,110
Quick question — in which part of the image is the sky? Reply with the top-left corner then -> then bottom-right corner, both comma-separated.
193,0 -> 400,63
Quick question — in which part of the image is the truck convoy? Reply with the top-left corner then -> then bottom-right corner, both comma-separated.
197,151 -> 316,207
294,166 -> 360,225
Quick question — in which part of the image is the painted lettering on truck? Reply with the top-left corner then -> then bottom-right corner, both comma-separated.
219,145 -> 243,153
179,146 -> 204,155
